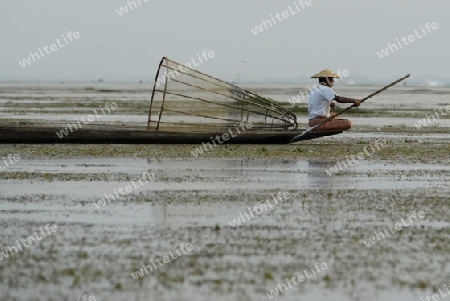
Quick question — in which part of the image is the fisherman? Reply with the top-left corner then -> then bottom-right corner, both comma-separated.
308,69 -> 361,131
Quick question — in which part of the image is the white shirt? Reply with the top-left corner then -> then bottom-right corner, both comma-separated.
308,85 -> 338,119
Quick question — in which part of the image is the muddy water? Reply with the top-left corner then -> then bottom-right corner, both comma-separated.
1,150 -> 449,301
1,83 -> 450,301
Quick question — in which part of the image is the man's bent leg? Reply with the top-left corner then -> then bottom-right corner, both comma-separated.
309,118 -> 351,131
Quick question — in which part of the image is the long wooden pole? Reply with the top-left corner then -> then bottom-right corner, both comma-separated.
290,74 -> 410,142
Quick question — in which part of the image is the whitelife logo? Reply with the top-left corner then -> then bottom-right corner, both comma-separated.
266,261 -> 328,298
56,102 -> 118,139
0,224 -> 58,261
420,284 -> 450,301
362,211 -> 425,247
250,0 -> 313,35
376,22 -> 438,58
228,191 -> 290,227
155,50 -> 216,88
325,139 -> 388,176
115,0 -> 149,16
131,243 -> 193,280
18,31 -> 81,68
414,105 -> 450,129
93,172 -> 155,209
0,154 -> 20,171
288,69 -> 350,105
191,121 -> 252,158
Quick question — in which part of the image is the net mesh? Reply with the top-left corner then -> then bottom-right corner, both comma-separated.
147,57 -> 297,132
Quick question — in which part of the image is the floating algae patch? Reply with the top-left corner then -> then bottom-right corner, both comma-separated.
1,134 -> 450,162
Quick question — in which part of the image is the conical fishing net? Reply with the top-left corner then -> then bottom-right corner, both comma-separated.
147,57 -> 297,132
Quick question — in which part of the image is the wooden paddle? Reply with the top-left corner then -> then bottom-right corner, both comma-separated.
290,74 -> 411,142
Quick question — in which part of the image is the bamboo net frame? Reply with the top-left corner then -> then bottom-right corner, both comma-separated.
147,57 -> 297,132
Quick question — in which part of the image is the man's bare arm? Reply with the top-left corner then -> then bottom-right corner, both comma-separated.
334,96 -> 361,107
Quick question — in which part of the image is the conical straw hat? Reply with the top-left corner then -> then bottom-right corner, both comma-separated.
311,69 -> 341,78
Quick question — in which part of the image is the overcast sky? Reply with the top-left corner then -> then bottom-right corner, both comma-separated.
0,0 -> 447,84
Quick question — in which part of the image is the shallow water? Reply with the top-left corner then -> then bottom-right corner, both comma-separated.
1,153 -> 449,300
2,158 -> 449,197
1,83 -> 450,301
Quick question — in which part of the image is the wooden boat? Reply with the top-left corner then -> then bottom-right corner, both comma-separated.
0,121 -> 342,144
0,57 -> 344,144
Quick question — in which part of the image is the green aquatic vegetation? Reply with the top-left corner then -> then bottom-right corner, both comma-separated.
78,251 -> 88,259
170,276 -> 185,283
114,283 -> 122,290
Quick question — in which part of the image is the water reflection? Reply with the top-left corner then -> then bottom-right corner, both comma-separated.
156,203 -> 232,226
307,160 -> 338,189
144,157 -> 440,191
